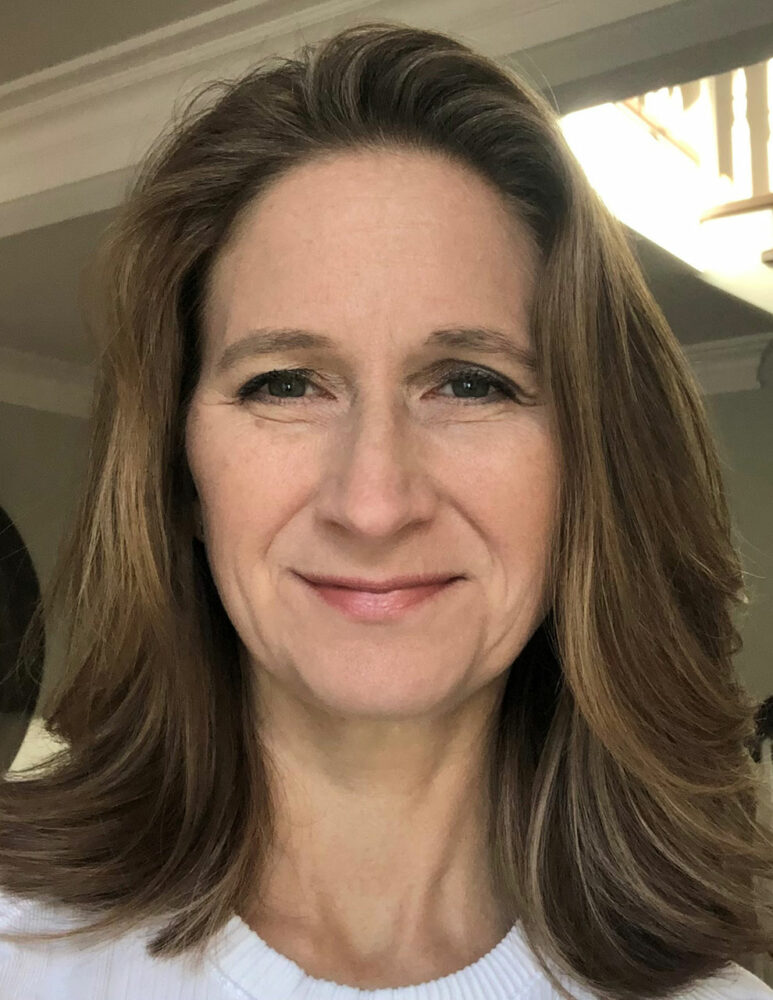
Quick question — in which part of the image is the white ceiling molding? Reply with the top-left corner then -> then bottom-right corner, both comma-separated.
0,346 -> 93,418
0,168 -> 132,240
683,332 -> 773,395
0,0 -> 680,239
1,331 -> 768,421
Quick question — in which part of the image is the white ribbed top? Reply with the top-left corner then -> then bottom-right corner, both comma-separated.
209,911 -> 543,999
0,889 -> 771,999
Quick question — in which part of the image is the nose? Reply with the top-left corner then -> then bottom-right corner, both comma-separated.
313,396 -> 438,541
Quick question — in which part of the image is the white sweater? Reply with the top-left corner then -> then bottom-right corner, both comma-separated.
0,890 -> 771,1000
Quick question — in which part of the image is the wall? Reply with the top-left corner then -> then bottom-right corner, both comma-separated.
0,400 -> 88,768
707,385 -> 773,703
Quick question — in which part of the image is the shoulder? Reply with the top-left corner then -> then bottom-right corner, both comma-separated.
665,962 -> 773,999
0,889 -> 137,999
542,962 -> 773,1000
0,889 -> 217,999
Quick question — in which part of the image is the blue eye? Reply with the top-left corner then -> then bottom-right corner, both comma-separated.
236,368 -> 318,404
239,370 -> 311,401
435,368 -> 516,402
235,363 -> 524,406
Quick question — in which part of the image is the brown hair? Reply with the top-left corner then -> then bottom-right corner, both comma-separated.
1,21 -> 771,1000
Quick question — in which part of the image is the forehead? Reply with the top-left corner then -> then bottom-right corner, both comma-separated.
204,148 -> 537,348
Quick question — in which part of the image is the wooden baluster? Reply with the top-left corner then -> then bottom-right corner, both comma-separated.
712,71 -> 735,185
744,61 -> 770,197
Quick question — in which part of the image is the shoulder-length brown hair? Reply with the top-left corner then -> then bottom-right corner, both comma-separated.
2,21 -> 771,1000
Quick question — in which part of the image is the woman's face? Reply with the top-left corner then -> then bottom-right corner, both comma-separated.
185,148 -> 559,719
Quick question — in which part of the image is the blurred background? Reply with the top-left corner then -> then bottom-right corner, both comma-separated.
0,2 -> 772,925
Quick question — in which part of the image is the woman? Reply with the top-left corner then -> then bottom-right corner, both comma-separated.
0,20 -> 771,1000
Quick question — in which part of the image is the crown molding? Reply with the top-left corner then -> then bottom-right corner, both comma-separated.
1,332 -> 769,420
683,332 -> 773,395
0,347 -> 93,418
0,0 -> 679,239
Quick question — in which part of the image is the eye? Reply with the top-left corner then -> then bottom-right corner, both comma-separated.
429,365 -> 521,404
236,368 -> 321,405
235,363 -> 527,407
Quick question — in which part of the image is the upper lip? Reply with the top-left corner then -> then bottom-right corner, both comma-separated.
297,572 -> 462,592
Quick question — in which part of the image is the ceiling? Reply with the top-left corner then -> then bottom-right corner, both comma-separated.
629,232 -> 773,346
0,0 -> 230,84
1,0 -> 771,381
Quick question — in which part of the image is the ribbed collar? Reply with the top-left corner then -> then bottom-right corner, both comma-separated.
207,914 -> 544,1000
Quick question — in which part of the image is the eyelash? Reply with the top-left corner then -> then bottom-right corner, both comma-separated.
235,363 -> 524,408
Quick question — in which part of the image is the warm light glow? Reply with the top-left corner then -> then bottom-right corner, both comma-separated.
559,103 -> 711,270
558,62 -> 773,316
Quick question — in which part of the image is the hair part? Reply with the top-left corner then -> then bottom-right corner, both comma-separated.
1,20 -> 771,1000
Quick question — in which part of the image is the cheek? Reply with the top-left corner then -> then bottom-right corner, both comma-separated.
188,417 -> 321,547
461,422 -> 559,577
456,418 -> 558,518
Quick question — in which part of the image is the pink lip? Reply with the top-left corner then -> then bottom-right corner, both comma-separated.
298,572 -> 459,592
297,575 -> 461,622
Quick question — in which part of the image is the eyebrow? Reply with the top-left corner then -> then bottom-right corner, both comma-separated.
215,326 -> 537,374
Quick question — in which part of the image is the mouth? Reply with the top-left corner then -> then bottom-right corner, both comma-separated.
293,572 -> 464,622
296,572 -> 462,592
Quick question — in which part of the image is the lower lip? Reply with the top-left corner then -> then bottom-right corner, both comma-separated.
299,577 -> 460,621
